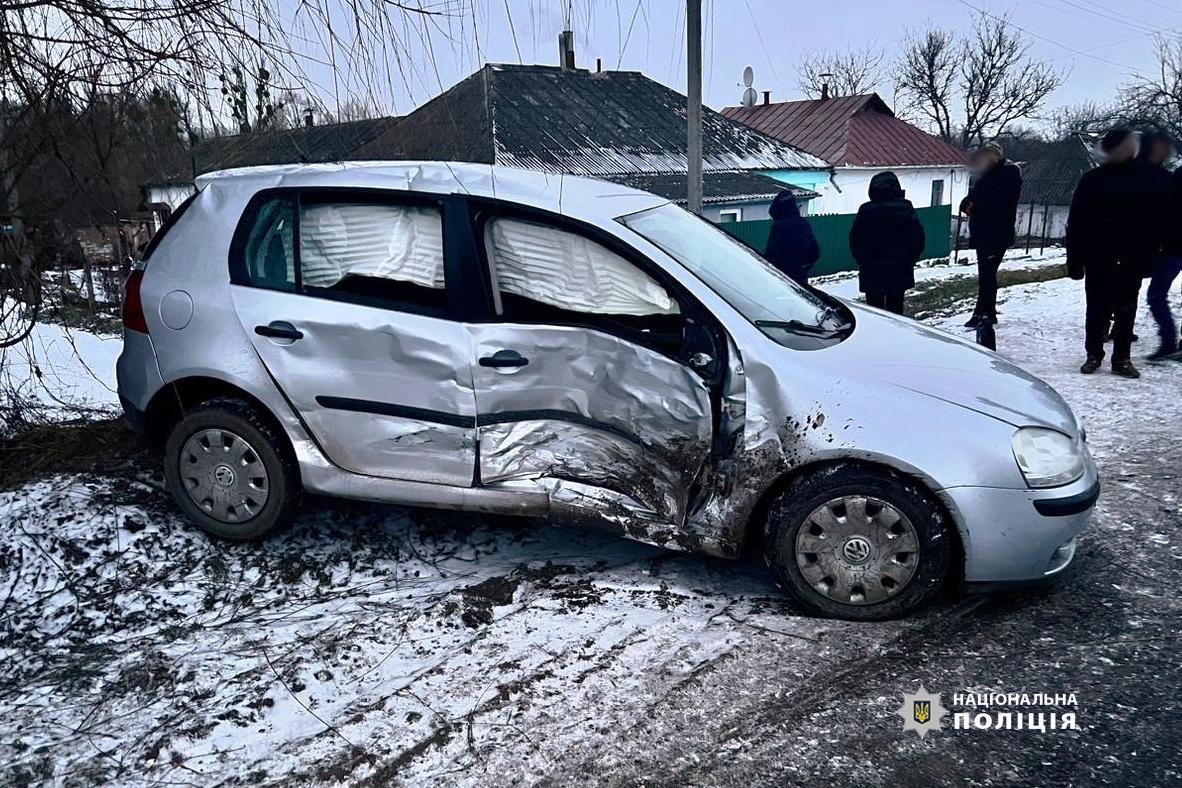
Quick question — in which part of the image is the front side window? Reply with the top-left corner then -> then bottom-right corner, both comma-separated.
486,217 -> 679,318
621,203 -> 844,343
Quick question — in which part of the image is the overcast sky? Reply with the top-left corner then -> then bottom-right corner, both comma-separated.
293,0 -> 1180,130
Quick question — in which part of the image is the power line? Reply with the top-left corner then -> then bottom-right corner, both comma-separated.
954,0 -> 1148,76
743,0 -> 786,99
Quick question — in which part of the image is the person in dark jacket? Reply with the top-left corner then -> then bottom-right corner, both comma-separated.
1067,128 -> 1166,378
1141,132 -> 1182,360
849,172 -> 926,315
763,190 -> 821,285
959,141 -> 1022,328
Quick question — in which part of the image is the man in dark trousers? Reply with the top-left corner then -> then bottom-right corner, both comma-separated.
849,172 -> 926,315
1142,132 -> 1182,360
1067,129 -> 1164,379
763,190 -> 821,285
959,141 -> 1022,328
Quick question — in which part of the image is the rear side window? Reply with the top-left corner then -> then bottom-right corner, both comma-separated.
242,197 -> 296,291
300,201 -> 445,310
232,191 -> 447,315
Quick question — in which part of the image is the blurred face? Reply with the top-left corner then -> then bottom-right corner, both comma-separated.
971,149 -> 1001,173
1107,136 -> 1138,164
1149,138 -> 1174,167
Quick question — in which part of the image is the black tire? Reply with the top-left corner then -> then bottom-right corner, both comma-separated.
163,397 -> 301,541
763,464 -> 953,621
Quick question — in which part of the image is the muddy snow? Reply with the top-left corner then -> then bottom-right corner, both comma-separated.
2,251 -> 1182,785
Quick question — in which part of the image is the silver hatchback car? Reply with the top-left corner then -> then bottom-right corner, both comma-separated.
117,162 -> 1098,620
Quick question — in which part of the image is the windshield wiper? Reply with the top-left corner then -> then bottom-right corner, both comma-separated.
754,319 -> 842,337
816,304 -> 847,329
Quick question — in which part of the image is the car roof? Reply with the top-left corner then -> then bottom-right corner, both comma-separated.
195,161 -> 670,222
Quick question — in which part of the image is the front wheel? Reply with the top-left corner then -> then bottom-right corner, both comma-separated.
163,398 -> 301,541
763,465 -> 953,620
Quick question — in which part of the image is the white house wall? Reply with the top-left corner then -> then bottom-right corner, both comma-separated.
805,166 -> 970,216
1015,203 -> 1070,242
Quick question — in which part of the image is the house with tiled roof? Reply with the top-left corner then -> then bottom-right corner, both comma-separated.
722,93 -> 970,216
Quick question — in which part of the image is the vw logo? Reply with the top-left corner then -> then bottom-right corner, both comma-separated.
213,464 -> 236,487
842,536 -> 872,564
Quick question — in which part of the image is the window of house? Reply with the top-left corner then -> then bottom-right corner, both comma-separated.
298,200 -> 447,312
930,179 -> 946,207
718,208 -> 742,224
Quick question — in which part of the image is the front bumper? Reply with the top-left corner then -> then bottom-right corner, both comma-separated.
938,457 -> 1099,584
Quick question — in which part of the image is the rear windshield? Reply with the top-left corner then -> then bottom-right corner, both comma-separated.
140,191 -> 199,263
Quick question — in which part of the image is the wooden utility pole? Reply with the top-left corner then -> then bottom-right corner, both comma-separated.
686,0 -> 703,215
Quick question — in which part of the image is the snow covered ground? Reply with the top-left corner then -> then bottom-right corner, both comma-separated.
2,252 -> 1182,785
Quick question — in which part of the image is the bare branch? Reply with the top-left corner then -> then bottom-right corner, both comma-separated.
797,45 -> 885,99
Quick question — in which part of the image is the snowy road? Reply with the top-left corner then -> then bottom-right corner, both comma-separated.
2,267 -> 1181,785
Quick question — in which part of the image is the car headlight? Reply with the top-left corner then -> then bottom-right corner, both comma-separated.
1011,427 -> 1085,488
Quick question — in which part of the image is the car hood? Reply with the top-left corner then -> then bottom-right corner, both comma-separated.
826,302 -> 1078,435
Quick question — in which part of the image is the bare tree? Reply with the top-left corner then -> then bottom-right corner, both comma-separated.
895,13 -> 1063,149
1119,35 -> 1182,141
0,0 -> 463,350
895,28 -> 957,142
797,45 -> 886,99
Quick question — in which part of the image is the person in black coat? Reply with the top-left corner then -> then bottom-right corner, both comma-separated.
763,191 -> 821,285
1140,131 -> 1182,360
959,141 -> 1022,328
849,172 -> 926,315
1067,128 -> 1167,378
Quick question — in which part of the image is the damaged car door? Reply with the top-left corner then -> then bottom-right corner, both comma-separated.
229,190 -> 477,486
468,211 -> 717,531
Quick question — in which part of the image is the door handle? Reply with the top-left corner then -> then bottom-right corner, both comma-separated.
255,321 -> 304,341
479,349 -> 529,368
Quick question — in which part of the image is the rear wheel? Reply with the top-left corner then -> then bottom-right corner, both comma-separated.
763,465 -> 952,620
163,398 -> 300,540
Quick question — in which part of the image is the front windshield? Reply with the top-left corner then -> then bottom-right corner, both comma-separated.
620,203 -> 837,332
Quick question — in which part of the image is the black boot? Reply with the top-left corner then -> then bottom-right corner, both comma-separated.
1112,359 -> 1141,379
1148,342 -> 1178,361
1080,356 -> 1103,374
964,314 -> 983,329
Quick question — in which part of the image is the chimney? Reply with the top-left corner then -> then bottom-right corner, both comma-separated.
303,107 -> 314,128
559,30 -> 575,71
596,57 -> 603,73
762,91 -> 771,105
820,72 -> 833,101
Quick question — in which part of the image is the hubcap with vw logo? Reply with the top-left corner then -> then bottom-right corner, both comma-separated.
179,428 -> 270,524
795,495 -> 920,606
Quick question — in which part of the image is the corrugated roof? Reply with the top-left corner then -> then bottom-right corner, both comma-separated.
192,117 -> 400,176
1012,137 -> 1097,206
722,94 -> 969,168
602,170 -> 818,204
355,64 -> 828,175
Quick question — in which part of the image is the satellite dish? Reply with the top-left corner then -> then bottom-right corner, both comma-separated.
742,66 -> 754,87
741,87 -> 758,108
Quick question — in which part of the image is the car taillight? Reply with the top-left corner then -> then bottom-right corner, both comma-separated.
122,270 -> 149,333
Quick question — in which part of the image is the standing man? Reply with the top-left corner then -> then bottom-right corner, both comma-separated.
959,141 -> 1022,329
1067,129 -> 1162,379
1144,133 -> 1182,361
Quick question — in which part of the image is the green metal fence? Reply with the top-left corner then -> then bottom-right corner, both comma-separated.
721,205 -> 952,276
